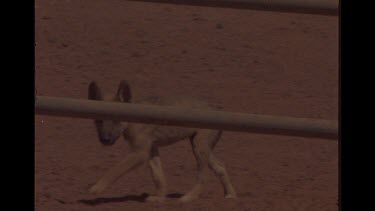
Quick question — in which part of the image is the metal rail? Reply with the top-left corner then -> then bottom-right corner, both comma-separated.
129,0 -> 339,16
35,96 -> 338,140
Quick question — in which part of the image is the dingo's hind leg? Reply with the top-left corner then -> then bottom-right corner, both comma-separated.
207,130 -> 237,198
208,154 -> 237,198
179,130 -> 216,202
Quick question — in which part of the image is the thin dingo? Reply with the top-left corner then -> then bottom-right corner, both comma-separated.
87,80 -> 237,202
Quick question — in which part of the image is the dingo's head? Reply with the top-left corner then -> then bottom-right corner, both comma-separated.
88,80 -> 132,146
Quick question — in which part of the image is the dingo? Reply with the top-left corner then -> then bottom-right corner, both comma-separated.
87,80 -> 237,202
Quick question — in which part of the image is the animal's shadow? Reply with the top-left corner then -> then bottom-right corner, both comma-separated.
78,192 -> 184,205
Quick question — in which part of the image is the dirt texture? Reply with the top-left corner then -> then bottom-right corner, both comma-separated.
35,0 -> 338,210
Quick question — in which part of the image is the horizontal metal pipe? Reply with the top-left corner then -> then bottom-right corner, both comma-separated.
35,96 -> 338,140
129,0 -> 339,16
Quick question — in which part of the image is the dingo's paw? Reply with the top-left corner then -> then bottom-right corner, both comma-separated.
225,194 -> 237,199
178,195 -> 197,203
89,183 -> 106,195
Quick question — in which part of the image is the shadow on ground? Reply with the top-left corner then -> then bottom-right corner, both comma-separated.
78,193 -> 184,205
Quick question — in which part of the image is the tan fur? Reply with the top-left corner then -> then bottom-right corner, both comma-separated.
88,81 -> 237,202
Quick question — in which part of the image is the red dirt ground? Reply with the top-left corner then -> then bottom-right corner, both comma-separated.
35,0 -> 338,210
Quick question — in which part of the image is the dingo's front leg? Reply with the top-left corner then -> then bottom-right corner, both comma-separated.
89,151 -> 149,195
146,146 -> 167,202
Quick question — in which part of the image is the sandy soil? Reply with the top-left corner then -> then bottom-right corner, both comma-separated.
35,0 -> 338,210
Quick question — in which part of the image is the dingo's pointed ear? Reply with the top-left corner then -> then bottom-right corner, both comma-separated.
88,81 -> 103,100
117,80 -> 132,102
